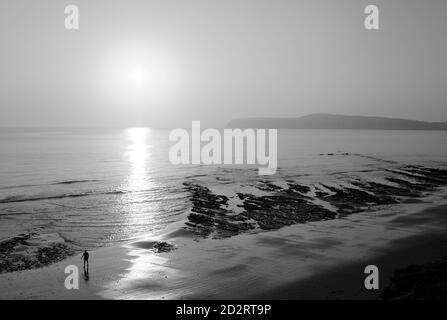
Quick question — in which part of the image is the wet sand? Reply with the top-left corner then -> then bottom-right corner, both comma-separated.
256,212 -> 447,299
1,195 -> 446,300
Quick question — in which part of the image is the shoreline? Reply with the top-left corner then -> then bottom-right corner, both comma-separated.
255,219 -> 447,299
1,195 -> 447,299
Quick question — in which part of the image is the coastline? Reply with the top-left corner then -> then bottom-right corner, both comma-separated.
255,207 -> 447,299
1,191 -> 447,300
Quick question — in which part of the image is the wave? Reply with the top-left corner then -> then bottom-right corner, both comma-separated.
0,190 -> 126,204
0,179 -> 101,190
53,179 -> 100,185
0,183 -> 45,190
0,185 -> 181,204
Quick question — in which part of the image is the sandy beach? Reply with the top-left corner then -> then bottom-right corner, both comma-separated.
1,189 -> 446,300
2,0 -> 447,304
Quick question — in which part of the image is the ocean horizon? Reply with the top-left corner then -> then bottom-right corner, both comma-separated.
1,128 -> 446,248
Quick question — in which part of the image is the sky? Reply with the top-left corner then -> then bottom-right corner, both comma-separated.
0,0 -> 446,128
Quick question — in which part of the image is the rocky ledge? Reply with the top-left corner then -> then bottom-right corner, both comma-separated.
183,165 -> 447,239
0,233 -> 75,274
381,257 -> 447,299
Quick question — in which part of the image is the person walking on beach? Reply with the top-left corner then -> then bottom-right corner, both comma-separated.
81,250 -> 89,272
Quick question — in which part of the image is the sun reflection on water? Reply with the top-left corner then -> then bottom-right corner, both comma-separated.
126,127 -> 151,193
109,127 -> 185,244
117,127 -> 157,239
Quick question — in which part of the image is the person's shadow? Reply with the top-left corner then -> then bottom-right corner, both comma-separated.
83,266 -> 90,281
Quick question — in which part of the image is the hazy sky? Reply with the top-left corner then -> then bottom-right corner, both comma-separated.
1,0 -> 446,128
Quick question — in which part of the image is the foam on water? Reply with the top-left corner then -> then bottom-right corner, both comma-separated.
1,128 -> 446,248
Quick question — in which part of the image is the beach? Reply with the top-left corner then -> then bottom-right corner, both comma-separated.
1,189 -> 446,300
2,0 -> 447,303
1,129 -> 447,300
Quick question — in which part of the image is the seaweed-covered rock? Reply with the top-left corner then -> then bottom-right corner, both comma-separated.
152,241 -> 176,253
381,258 -> 447,300
183,165 -> 447,239
0,233 -> 75,274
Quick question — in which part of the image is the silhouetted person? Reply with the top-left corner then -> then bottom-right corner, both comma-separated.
81,250 -> 89,273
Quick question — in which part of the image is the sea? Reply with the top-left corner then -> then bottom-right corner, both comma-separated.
1,128 -> 446,248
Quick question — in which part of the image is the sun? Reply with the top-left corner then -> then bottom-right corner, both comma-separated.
129,68 -> 146,86
99,44 -> 181,104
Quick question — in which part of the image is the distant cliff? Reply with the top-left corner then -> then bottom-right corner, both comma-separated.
227,114 -> 447,130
